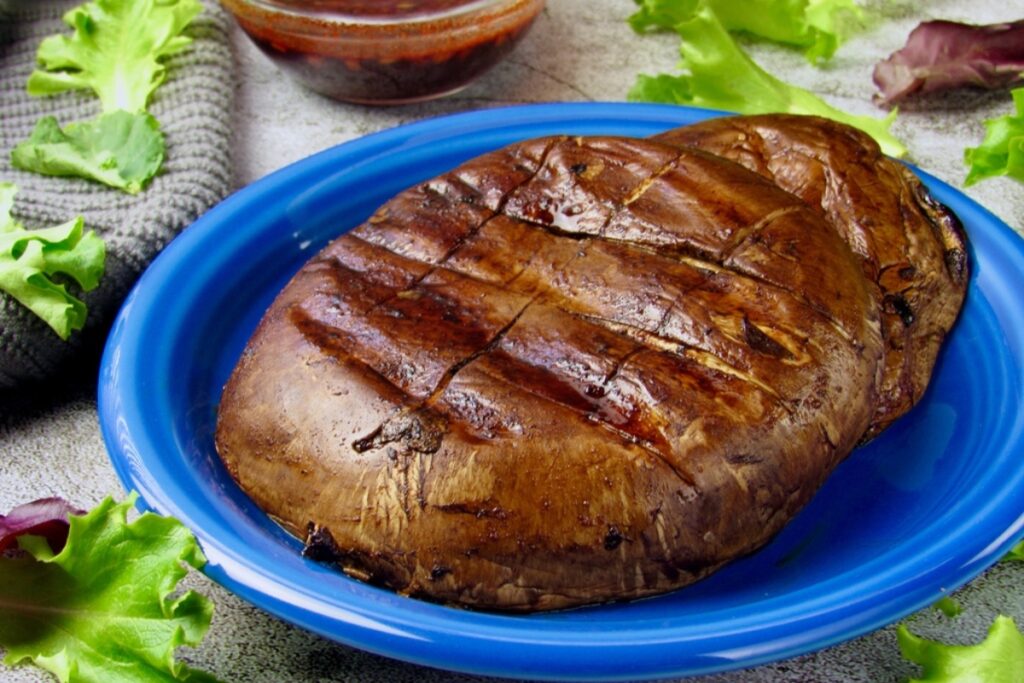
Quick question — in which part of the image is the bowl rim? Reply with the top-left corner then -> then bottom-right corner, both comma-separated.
222,0 -> 540,26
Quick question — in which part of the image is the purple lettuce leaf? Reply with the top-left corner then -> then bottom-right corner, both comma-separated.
0,497 -> 84,554
873,19 -> 1024,106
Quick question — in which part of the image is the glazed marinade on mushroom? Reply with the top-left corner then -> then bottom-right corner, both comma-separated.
214,114 -> 968,612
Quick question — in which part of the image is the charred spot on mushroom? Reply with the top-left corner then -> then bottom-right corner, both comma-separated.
430,564 -> 453,581
352,407 -> 448,454
303,523 -> 408,588
883,293 -> 916,327
726,453 -> 765,466
604,524 -> 625,551
302,522 -> 343,563
741,317 -> 794,360
910,176 -> 969,285
945,248 -> 968,285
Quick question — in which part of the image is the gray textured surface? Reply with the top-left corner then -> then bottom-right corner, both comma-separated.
0,0 -> 234,388
3,0 -> 1024,681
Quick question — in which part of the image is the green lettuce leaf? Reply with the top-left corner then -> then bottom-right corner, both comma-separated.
0,183 -> 105,339
627,4 -> 906,157
933,596 -> 963,618
1006,540 -> 1024,562
11,110 -> 165,194
630,0 -> 861,62
898,615 -> 1024,683
964,87 -> 1024,187
27,0 -> 203,114
0,494 -> 219,683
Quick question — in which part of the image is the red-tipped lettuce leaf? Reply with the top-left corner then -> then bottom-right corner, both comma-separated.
874,19 -> 1024,106
0,494 -> 220,682
0,497 -> 83,554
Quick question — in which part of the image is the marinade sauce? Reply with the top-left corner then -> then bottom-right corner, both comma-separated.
221,0 -> 546,104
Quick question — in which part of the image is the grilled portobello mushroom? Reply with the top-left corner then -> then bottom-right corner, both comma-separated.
215,116 -> 965,611
652,115 -> 968,438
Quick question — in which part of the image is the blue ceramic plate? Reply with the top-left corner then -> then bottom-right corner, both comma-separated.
98,103 -> 1024,681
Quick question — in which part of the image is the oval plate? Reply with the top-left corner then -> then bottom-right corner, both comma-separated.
98,103 -> 1024,681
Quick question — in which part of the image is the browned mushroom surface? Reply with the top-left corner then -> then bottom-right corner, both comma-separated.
652,115 -> 968,438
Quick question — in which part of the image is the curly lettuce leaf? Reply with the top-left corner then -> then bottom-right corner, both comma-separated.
898,615 -> 1024,683
0,183 -> 105,339
1007,540 -> 1024,562
27,0 -> 202,114
0,494 -> 219,683
964,87 -> 1024,187
627,4 -> 906,157
11,110 -> 165,194
874,20 -> 1024,106
630,0 -> 861,62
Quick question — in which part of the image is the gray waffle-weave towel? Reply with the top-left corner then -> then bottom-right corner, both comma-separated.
0,0 -> 234,389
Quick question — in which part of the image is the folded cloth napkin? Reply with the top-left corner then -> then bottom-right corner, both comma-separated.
0,0 -> 234,389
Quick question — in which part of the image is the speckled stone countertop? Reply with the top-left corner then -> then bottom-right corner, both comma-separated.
2,0 -> 1023,681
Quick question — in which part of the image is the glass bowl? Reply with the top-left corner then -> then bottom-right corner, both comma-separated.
219,0 -> 546,105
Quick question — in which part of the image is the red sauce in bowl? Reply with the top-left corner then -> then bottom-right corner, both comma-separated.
220,0 -> 546,104
259,1 -> 490,17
